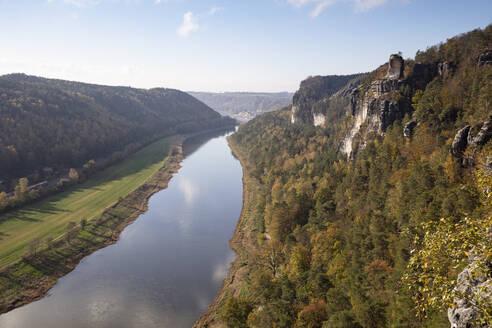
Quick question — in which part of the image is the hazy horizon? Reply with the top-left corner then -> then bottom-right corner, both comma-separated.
1,0 -> 491,92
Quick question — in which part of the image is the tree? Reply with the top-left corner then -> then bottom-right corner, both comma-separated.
28,238 -> 41,257
45,236 -> 54,249
80,218 -> 88,230
250,269 -> 275,303
403,165 -> 491,324
65,221 -> 77,243
14,177 -> 29,203
296,301 -> 328,328
82,159 -> 96,175
287,245 -> 311,282
0,192 -> 8,210
255,240 -> 283,277
220,297 -> 254,328
269,202 -> 293,242
403,215 -> 491,323
69,168 -> 79,182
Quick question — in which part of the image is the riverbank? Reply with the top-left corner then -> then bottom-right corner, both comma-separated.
0,135 -> 188,314
193,136 -> 261,328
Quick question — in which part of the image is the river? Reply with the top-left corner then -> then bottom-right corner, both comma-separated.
0,129 -> 242,328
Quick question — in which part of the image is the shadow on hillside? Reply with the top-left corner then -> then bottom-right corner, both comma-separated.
0,201 -> 69,224
0,232 -> 9,241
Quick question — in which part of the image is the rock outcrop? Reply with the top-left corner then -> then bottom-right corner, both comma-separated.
451,125 -> 472,157
469,120 -> 492,146
448,255 -> 491,328
478,49 -> 492,66
341,54 -> 415,156
387,54 -> 404,79
291,52 -> 488,159
313,113 -> 326,127
371,79 -> 401,97
403,121 -> 418,138
438,61 -> 455,78
291,74 -> 363,125
451,121 -> 492,159
333,77 -> 361,99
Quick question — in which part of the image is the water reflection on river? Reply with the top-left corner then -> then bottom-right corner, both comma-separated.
0,129 -> 242,328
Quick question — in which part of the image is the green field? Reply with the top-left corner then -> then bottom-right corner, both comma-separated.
0,137 -> 171,268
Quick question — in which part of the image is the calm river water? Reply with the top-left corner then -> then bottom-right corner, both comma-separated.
0,129 -> 242,328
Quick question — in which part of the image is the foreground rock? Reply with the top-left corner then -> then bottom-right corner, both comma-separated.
448,255 -> 491,328
451,120 -> 492,163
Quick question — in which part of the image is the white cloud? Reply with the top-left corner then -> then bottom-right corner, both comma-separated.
287,0 -> 406,17
311,0 -> 337,17
208,6 -> 224,15
177,11 -> 199,37
211,251 -> 235,283
177,177 -> 199,204
176,7 -> 224,38
62,0 -> 103,7
47,0 -> 160,7
354,0 -> 389,11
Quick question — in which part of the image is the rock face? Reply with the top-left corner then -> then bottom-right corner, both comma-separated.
341,54 -> 414,156
451,125 -> 472,157
469,120 -> 492,146
313,113 -> 326,127
478,49 -> 492,66
387,54 -> 404,79
371,79 -> 401,97
291,53 -> 489,159
438,61 -> 455,78
333,78 -> 361,99
291,104 -> 313,124
448,255 -> 491,328
403,121 -> 418,138
451,121 -> 492,159
369,97 -> 412,133
291,74 -> 363,125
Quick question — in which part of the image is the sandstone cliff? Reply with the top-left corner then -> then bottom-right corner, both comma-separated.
290,54 -> 441,157
291,74 -> 363,126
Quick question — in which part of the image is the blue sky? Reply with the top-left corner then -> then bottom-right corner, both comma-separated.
0,0 -> 490,92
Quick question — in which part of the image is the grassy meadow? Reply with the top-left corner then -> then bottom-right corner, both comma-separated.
0,137 -> 171,268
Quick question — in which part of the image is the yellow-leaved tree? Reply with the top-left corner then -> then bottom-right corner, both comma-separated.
403,150 -> 491,325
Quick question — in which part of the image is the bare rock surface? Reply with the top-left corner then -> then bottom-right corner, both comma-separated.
448,255 -> 491,328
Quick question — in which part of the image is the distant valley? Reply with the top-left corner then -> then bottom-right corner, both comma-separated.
189,91 -> 293,121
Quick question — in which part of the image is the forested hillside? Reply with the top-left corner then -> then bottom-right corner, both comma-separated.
189,91 -> 293,121
0,74 -> 234,183
198,26 -> 492,328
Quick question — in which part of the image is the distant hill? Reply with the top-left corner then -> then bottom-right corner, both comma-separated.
0,74 -> 235,181
188,91 -> 293,121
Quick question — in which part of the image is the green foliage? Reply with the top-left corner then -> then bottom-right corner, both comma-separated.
0,192 -> 8,210
403,216 -> 491,322
14,177 -> 29,203
0,73 -> 234,180
220,297 -> 254,328
403,163 -> 492,324
297,301 -> 328,328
